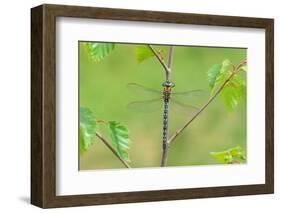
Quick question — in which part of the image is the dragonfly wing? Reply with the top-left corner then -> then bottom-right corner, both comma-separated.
171,89 -> 207,104
127,83 -> 161,98
169,99 -> 198,116
127,98 -> 162,113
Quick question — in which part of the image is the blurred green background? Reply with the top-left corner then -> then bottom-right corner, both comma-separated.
79,42 -> 247,170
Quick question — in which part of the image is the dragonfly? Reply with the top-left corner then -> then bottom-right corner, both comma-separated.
127,81 -> 205,145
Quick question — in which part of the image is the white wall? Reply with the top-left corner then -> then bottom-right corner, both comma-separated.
0,0 -> 279,212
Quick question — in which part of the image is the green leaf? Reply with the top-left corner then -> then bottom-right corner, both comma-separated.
207,59 -> 231,89
207,64 -> 222,88
208,59 -> 246,111
80,107 -> 97,154
85,42 -> 115,62
108,121 -> 130,162
239,65 -> 248,72
210,146 -> 246,164
240,83 -> 247,106
135,45 -> 154,63
221,85 -> 240,111
210,151 -> 232,164
221,59 -> 232,70
221,74 -> 246,111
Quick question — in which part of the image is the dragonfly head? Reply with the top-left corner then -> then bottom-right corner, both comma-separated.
162,81 -> 175,88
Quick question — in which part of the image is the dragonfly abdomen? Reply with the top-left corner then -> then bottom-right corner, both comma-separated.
162,99 -> 169,145
162,85 -> 172,147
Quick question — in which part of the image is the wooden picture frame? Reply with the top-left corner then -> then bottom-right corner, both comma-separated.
31,4 -> 274,208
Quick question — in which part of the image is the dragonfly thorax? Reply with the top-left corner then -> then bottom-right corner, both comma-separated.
162,81 -> 174,101
162,81 -> 175,88
127,82 -> 203,114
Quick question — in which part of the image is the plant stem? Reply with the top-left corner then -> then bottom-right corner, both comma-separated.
148,45 -> 170,78
167,46 -> 175,81
160,143 -> 170,167
168,59 -> 247,145
160,46 -> 175,167
96,132 -> 131,168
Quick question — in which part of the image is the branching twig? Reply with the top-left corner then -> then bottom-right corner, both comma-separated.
168,46 -> 175,70
148,45 -> 171,78
168,59 -> 247,145
146,44 -> 246,167
166,46 -> 175,81
96,132 -> 131,168
160,46 -> 175,167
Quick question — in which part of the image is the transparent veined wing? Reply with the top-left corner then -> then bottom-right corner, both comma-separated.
171,89 -> 207,105
127,83 -> 162,98
171,89 -> 206,99
127,83 -> 205,115
127,98 -> 162,113
169,99 -> 198,116
127,98 -> 199,116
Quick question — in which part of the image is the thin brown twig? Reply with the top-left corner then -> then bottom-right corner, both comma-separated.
168,59 -> 247,145
160,46 -> 175,167
96,120 -> 108,124
96,132 -> 131,168
168,46 -> 175,70
148,44 -> 171,77
166,46 -> 175,81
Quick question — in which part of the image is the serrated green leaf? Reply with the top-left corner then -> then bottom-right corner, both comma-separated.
85,42 -> 115,62
240,83 -> 247,106
221,74 -> 246,111
222,59 -> 231,69
207,59 -> 231,89
207,64 -> 222,88
135,45 -> 166,64
239,65 -> 248,72
221,85 -> 240,111
229,146 -> 243,157
208,59 -> 246,111
80,107 -> 97,154
108,121 -> 130,162
135,45 -> 154,63
210,69 -> 230,97
210,151 -> 232,164
210,146 -> 246,164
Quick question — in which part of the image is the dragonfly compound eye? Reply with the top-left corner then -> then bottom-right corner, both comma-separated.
162,81 -> 175,88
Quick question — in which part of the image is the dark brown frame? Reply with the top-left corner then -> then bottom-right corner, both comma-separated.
31,4 -> 274,208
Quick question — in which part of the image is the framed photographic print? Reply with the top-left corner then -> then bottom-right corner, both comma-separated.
31,4 -> 274,208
